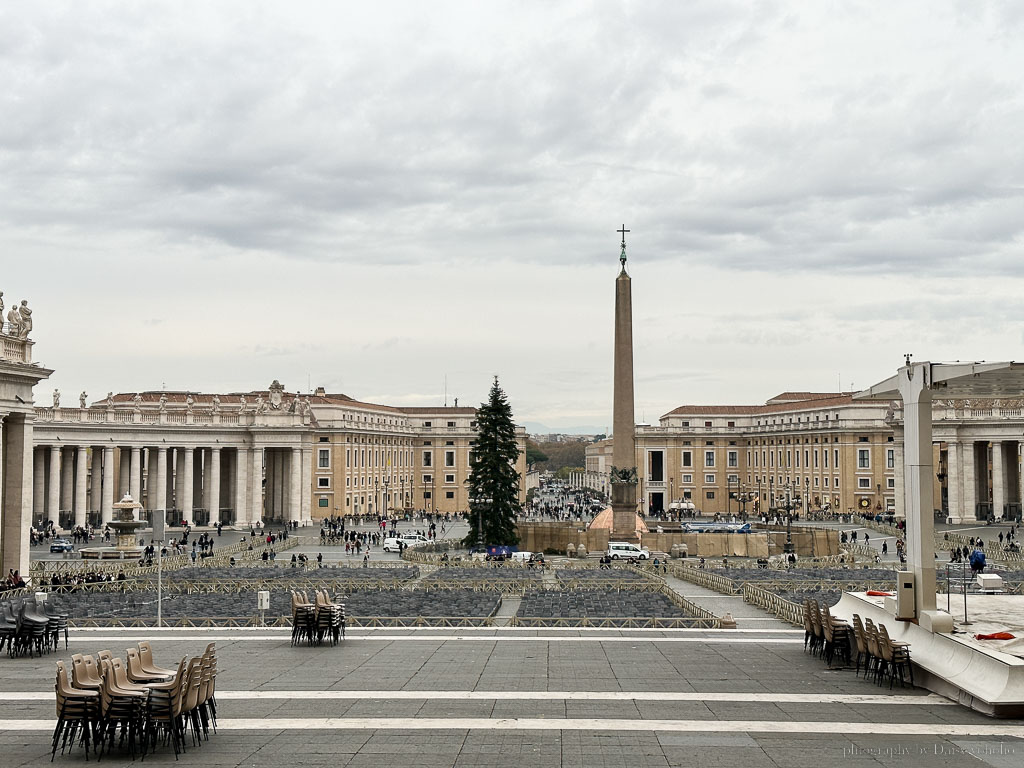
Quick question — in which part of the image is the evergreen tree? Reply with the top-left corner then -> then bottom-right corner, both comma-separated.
464,376 -> 522,547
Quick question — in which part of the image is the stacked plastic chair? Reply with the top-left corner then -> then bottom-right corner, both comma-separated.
314,590 -> 345,646
52,660 -> 99,761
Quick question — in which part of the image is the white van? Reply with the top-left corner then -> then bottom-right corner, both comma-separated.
606,541 -> 650,560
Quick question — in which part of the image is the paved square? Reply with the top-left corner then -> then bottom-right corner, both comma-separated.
2,626 -> 1023,767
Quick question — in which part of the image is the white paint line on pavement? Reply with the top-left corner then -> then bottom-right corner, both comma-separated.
0,691 -> 955,705
1,718 -> 1019,736
63,634 -> 805,644
67,626 -> 802,634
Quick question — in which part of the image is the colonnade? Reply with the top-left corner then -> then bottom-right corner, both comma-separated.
31,443 -> 313,529
944,438 -> 1023,523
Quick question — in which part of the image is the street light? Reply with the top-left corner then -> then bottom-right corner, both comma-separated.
383,476 -> 391,515
373,479 -> 380,518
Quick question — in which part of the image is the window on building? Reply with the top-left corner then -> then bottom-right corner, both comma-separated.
857,449 -> 870,469
886,449 -> 895,469
318,449 -> 330,469
422,451 -> 432,467
445,450 -> 455,467
423,474 -> 432,484
317,477 -> 330,488
834,449 -> 839,468
682,474 -> 692,483
705,474 -> 715,484
824,477 -> 829,487
445,474 -> 455,484
727,421 -> 735,428
424,491 -> 431,499
887,477 -> 895,489
705,450 -> 715,467
447,421 -> 455,427
423,440 -> 432,445
858,477 -> 871,489
727,450 -> 738,468
649,451 -> 664,481
445,440 -> 455,446
318,436 -> 329,443
706,491 -> 715,500
682,451 -> 692,467
318,498 -> 329,507
682,421 -> 689,427
423,421 -> 432,427
704,421 -> 712,428
445,491 -> 454,499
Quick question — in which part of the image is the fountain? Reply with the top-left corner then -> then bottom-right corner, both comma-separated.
79,494 -> 147,560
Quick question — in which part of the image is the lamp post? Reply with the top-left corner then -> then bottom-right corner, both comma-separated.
783,485 -> 796,554
383,476 -> 391,515
805,477 -> 810,519
373,479 -> 380,519
769,477 -> 775,514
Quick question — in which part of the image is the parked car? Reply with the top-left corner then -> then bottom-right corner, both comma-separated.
49,538 -> 74,553
606,541 -> 650,560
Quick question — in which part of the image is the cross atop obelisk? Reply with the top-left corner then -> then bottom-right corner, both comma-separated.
610,225 -> 638,539
617,225 -> 629,270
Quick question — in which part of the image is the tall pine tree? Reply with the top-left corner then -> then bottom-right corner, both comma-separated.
464,376 -> 522,547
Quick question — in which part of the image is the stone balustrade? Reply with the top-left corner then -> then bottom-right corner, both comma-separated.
0,332 -> 33,364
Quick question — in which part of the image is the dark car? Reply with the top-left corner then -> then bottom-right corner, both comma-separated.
49,538 -> 74,553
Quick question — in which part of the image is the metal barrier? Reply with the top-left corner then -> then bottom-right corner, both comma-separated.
742,584 -> 804,626
665,564 -> 740,594
509,616 -> 720,629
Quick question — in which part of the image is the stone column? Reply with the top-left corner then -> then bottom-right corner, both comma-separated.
274,450 -> 285,521
992,440 -> 1006,520
130,446 -> 142,501
101,447 -> 114,524
60,447 -> 74,520
234,447 -> 249,526
301,446 -> 313,524
47,445 -> 60,523
962,440 -> 976,522
209,447 -> 221,524
249,447 -> 263,525
181,447 -> 194,521
946,440 -> 961,522
155,447 -> 168,523
89,448 -> 102,522
1,414 -> 35,579
74,446 -> 88,528
290,447 -> 302,523
32,446 -> 45,521
193,449 -> 204,519
176,448 -> 187,515
118,449 -> 130,497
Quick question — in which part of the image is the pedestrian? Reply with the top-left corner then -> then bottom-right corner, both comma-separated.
882,541 -> 888,555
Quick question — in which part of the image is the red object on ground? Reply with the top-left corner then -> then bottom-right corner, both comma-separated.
975,632 -> 1016,640
866,590 -> 894,596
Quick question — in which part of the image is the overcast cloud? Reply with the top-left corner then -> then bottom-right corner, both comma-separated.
2,1 -> 1023,429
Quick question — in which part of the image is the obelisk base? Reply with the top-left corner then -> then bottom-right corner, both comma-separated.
610,482 -> 639,542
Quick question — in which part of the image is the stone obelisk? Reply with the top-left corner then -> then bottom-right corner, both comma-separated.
611,226 -> 639,540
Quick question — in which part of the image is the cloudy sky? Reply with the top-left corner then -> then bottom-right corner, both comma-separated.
2,1 -> 1023,431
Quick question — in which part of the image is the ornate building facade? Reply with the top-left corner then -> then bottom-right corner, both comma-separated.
30,383 -> 527,529
585,391 -> 1024,523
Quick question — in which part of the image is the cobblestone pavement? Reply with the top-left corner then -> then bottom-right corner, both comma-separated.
2,626 -> 1022,767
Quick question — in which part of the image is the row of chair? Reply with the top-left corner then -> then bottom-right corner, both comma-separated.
851,614 -> 914,688
803,598 -> 852,666
0,597 -> 68,657
802,599 -> 915,689
291,590 -> 345,646
52,641 -> 217,761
